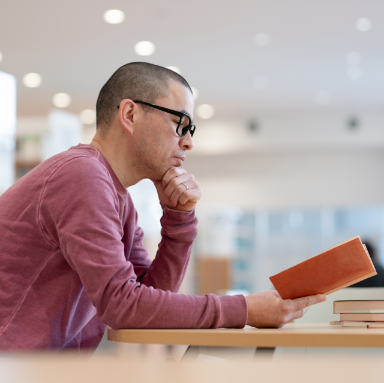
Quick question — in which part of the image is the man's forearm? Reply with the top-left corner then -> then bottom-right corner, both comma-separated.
140,205 -> 198,292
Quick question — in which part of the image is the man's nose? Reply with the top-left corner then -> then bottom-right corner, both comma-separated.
180,131 -> 194,151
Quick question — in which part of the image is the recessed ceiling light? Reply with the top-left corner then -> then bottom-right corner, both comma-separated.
347,66 -> 362,80
0,51 -> 3,63
197,104 -> 215,119
23,73 -> 42,88
103,10 -> 125,24
80,109 -> 96,124
355,18 -> 372,32
52,93 -> 71,108
191,87 -> 199,100
134,41 -> 155,56
315,91 -> 330,105
254,33 -> 270,47
254,76 -> 268,90
166,66 -> 181,74
346,52 -> 361,66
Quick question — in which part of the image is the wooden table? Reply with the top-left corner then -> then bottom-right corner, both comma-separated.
108,323 -> 384,361
108,323 -> 384,348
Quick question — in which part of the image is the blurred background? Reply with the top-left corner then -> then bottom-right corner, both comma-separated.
1,0 -> 384,300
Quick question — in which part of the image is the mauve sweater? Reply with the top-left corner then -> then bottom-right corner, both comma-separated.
0,144 -> 247,351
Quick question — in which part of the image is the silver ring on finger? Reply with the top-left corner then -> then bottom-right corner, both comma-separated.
182,182 -> 188,191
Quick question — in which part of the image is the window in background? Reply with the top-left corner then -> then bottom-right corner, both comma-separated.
0,71 -> 16,194
195,205 -> 384,295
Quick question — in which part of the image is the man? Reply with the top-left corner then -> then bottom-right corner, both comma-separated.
0,62 -> 326,352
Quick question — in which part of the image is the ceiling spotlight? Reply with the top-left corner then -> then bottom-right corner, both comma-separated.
347,116 -> 360,131
0,51 -> 2,63
248,119 -> 259,133
80,109 -> 96,124
166,66 -> 181,74
23,73 -> 42,88
191,87 -> 199,100
315,91 -> 330,105
103,10 -> 125,24
134,41 -> 155,56
355,18 -> 372,32
52,93 -> 71,108
254,76 -> 268,90
346,52 -> 361,66
347,66 -> 362,80
254,33 -> 270,47
197,104 -> 215,119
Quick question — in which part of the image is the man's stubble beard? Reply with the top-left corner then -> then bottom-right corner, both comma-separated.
132,133 -> 169,181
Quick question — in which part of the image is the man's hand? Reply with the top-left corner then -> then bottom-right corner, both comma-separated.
245,290 -> 327,328
152,167 -> 202,212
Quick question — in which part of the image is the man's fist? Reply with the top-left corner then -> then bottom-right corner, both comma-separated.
245,290 -> 327,328
152,167 -> 202,212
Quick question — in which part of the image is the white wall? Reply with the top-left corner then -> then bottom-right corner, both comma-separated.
191,110 -> 384,155
185,148 -> 384,209
17,114 -> 93,146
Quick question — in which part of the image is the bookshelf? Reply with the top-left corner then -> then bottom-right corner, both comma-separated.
15,160 -> 41,181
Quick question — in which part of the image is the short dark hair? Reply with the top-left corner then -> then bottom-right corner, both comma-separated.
96,62 -> 192,131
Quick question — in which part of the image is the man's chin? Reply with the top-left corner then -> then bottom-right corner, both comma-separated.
152,164 -> 181,181
151,167 -> 172,182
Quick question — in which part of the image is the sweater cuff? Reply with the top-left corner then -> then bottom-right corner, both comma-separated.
218,295 -> 248,328
160,205 -> 197,232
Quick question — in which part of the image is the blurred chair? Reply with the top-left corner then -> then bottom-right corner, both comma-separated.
197,258 -> 230,296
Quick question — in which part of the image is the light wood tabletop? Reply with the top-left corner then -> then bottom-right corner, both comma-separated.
108,323 -> 384,348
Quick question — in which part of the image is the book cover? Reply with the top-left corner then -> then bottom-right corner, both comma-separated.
330,321 -> 342,325
269,236 -> 376,299
340,313 -> 384,321
368,324 -> 384,328
334,300 -> 384,314
341,321 -> 384,328
342,321 -> 368,328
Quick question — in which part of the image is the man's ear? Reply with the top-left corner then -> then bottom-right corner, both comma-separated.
118,99 -> 136,135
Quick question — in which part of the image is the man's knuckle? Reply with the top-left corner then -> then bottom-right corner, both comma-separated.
281,303 -> 291,314
175,184 -> 185,192
170,179 -> 179,188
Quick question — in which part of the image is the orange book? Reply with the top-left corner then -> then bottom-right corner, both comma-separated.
269,236 -> 376,299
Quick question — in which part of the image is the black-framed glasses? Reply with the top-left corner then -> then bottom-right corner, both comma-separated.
117,100 -> 196,137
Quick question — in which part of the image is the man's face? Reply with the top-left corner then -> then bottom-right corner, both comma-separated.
132,81 -> 194,181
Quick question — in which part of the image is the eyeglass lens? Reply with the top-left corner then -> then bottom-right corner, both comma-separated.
178,115 -> 195,137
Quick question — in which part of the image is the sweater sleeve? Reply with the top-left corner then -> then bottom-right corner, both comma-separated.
39,157 -> 247,330
127,200 -> 197,293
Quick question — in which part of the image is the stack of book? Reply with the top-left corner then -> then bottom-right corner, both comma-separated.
331,300 -> 384,328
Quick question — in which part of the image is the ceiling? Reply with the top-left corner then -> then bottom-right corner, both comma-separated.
0,0 -> 383,119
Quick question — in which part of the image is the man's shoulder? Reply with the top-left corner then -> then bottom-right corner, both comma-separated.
45,145 -> 127,199
28,145 -> 115,194
45,145 -> 108,176
38,146 -> 122,204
